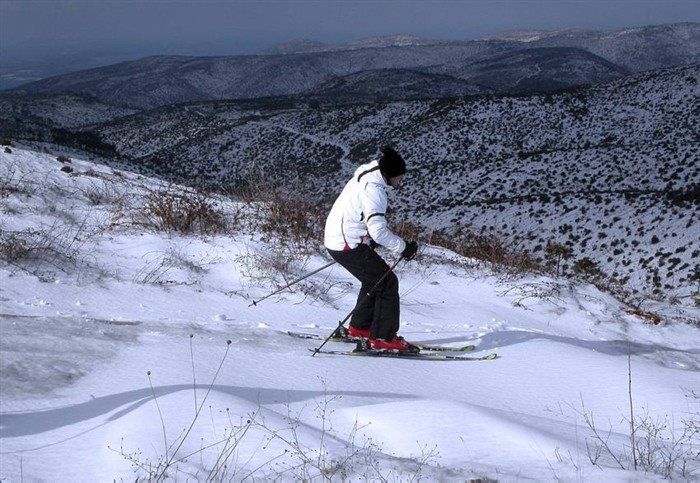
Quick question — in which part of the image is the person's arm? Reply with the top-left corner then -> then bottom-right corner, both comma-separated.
360,183 -> 406,254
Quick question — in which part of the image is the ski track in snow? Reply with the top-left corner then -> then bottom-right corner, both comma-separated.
0,147 -> 698,481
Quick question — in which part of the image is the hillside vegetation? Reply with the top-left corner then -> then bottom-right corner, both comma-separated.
77,65 -> 699,300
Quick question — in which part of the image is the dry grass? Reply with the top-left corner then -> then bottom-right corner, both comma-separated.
78,179 -> 129,207
135,186 -> 227,236
229,180 -> 324,254
431,229 -> 539,276
0,220 -> 92,280
0,161 -> 31,199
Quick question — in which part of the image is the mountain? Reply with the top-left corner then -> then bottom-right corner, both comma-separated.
8,23 -> 697,109
424,47 -> 627,94
0,48 -> 631,123
301,69 -> 483,103
67,65 -> 698,299
9,42 -> 514,109
0,91 -> 136,131
261,35 -> 439,55
260,38 -> 331,55
494,22 -> 700,72
486,28 -> 590,43
342,34 -> 440,50
304,47 -> 626,103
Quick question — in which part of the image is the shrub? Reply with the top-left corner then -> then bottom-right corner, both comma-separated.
257,190 -> 322,251
0,221 -> 90,280
432,229 -> 538,275
60,166 -> 74,174
229,179 -> 324,254
0,138 -> 12,147
57,155 -> 71,163
0,162 -> 28,198
79,179 -> 127,206
573,257 -> 600,277
626,309 -> 662,325
545,241 -> 573,276
138,187 -> 227,235
4,147 -> 11,154
393,219 -> 425,241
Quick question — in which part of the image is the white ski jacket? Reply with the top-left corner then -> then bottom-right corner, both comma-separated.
324,160 -> 406,254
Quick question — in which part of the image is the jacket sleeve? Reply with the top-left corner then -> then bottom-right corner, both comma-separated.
360,183 -> 406,254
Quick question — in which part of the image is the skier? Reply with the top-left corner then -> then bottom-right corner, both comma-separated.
324,146 -> 418,352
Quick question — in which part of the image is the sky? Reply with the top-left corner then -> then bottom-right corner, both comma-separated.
0,0 -> 698,85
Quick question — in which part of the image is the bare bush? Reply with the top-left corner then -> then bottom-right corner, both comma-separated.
133,253 -> 176,285
110,340 -> 234,480
78,179 -> 128,206
497,280 -> 569,308
225,178 -> 324,252
626,308 -> 662,325
386,217 -> 539,279
0,220 -> 92,280
222,180 -> 335,303
393,218 -> 426,242
133,247 -> 207,285
432,228 -> 539,276
247,390 -> 388,481
135,187 -> 227,236
580,402 -> 698,478
0,161 -> 31,198
236,247 -> 350,306
575,353 -> 698,479
255,190 -> 324,254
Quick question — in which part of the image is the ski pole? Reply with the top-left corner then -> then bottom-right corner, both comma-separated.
249,260 -> 337,307
312,256 -> 404,356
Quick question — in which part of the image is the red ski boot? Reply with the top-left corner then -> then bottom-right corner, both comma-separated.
347,326 -> 371,339
369,336 -> 419,353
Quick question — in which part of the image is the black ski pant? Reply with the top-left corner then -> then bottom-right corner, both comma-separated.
328,244 -> 400,340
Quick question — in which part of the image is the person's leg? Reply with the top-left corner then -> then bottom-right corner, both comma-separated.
328,247 -> 374,330
328,245 -> 397,333
350,283 -> 374,330
370,269 -> 399,340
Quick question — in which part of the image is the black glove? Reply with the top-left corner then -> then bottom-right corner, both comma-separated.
401,240 -> 418,261
369,239 -> 379,250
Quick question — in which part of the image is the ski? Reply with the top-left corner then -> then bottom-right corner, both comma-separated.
285,330 -> 476,352
309,348 -> 497,361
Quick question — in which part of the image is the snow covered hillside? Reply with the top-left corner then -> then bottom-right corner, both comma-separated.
7,23 -> 697,109
1,148 -> 698,480
71,64 -> 698,300
489,22 -> 700,72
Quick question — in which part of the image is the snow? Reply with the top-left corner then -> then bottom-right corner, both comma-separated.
83,65 -> 700,301
1,148 -> 698,480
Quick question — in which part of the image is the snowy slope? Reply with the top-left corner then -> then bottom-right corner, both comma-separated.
1,148 -> 698,480
78,65 -> 699,299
